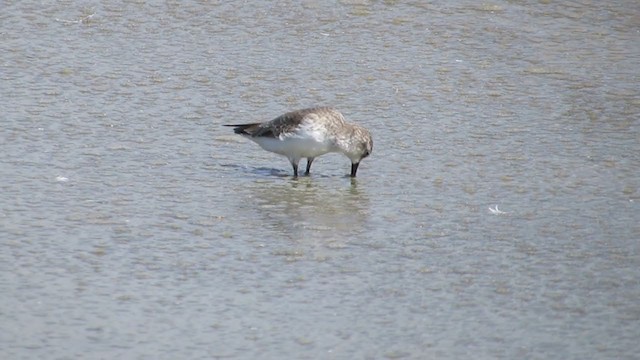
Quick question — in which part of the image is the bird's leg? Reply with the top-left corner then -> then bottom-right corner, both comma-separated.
290,158 -> 300,177
305,157 -> 315,175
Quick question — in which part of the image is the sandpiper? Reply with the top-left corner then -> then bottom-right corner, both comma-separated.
224,107 -> 372,177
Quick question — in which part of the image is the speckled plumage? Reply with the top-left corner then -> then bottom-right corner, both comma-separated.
225,107 -> 372,177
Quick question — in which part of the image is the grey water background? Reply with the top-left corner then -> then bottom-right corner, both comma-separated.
1,1 -> 639,359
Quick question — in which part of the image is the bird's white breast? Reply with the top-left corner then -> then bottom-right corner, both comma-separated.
250,123 -> 335,158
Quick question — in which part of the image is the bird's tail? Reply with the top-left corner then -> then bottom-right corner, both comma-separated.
223,123 -> 261,136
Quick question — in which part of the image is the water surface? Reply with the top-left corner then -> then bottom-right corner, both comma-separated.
1,1 -> 639,359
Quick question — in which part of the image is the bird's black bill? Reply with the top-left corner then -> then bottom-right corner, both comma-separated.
350,162 -> 360,177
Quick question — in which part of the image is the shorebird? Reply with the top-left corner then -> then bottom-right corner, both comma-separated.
224,107 -> 372,177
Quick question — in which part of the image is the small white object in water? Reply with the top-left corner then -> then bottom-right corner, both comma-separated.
56,176 -> 69,182
55,13 -> 95,24
488,205 -> 506,214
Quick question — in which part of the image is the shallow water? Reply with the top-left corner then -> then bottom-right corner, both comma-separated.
1,1 -> 639,359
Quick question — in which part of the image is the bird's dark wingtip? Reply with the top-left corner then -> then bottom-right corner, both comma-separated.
223,123 -> 259,136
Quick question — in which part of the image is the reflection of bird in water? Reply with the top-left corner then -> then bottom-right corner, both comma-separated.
224,107 -> 373,177
250,179 -> 370,247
